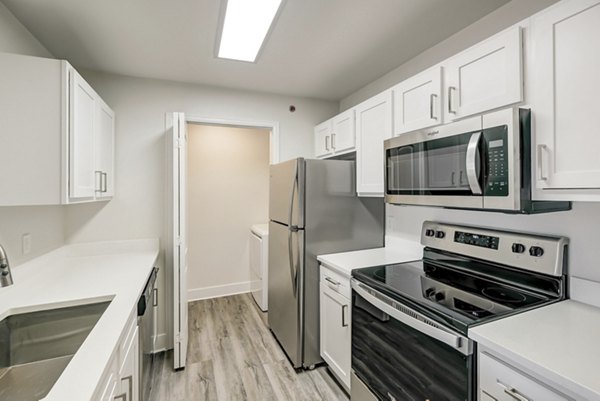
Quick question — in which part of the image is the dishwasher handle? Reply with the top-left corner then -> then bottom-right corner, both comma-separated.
138,267 -> 159,316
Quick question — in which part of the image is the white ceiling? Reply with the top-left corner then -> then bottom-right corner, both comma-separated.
2,0 -> 509,101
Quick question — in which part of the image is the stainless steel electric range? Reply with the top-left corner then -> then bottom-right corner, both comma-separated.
350,221 -> 568,401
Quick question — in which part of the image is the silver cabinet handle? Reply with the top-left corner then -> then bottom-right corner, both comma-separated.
331,133 -> 336,150
114,394 -> 126,401
325,135 -> 330,151
466,132 -> 482,195
429,93 -> 437,120
459,171 -> 464,185
342,304 -> 348,327
537,144 -> 548,181
497,381 -> 531,401
325,277 -> 340,286
95,170 -> 103,192
153,288 -> 159,307
448,86 -> 456,114
451,171 -> 456,186
102,172 -> 108,193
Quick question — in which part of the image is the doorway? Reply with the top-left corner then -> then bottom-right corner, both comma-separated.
186,123 -> 271,300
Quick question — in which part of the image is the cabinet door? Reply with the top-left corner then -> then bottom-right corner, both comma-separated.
444,26 -> 522,121
319,283 -> 351,390
118,327 -> 139,401
393,66 -> 442,135
479,352 -> 571,401
95,98 -> 115,199
532,0 -> 600,190
314,120 -> 333,158
331,109 -> 355,154
356,90 -> 393,196
69,69 -> 97,201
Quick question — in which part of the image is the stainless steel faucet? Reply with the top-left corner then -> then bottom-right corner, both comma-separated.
0,244 -> 14,287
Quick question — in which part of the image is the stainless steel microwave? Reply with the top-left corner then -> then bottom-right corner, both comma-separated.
384,108 -> 570,213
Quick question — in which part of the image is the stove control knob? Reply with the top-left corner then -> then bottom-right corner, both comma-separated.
425,229 -> 435,237
435,230 -> 445,239
529,246 -> 544,257
425,288 -> 435,298
511,243 -> 526,254
434,292 -> 445,301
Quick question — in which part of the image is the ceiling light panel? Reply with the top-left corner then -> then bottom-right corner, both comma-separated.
217,0 -> 282,62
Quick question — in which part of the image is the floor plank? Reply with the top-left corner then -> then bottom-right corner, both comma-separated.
148,294 -> 349,401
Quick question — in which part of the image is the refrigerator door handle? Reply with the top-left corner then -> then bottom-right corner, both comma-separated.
288,162 -> 299,297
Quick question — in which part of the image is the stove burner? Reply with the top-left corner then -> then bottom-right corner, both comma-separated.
481,287 -> 527,304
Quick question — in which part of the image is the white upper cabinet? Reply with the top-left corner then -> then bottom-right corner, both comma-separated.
393,66 -> 442,135
314,109 -> 356,159
356,90 -> 393,197
0,53 -> 115,205
444,26 -> 523,121
331,109 -> 355,154
314,119 -> 333,158
531,0 -> 600,191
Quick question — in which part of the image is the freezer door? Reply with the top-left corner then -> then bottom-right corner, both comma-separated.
269,158 -> 304,228
268,221 -> 304,368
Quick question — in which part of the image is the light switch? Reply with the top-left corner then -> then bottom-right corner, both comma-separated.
22,233 -> 32,255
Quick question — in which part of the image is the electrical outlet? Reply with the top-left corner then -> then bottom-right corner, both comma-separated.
22,233 -> 32,255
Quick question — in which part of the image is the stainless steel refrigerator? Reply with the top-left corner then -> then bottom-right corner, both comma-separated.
268,158 -> 384,369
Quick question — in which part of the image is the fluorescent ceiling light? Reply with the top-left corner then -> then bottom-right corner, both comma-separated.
217,0 -> 282,62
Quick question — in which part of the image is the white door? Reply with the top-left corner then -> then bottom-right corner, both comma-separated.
532,0 -> 600,189
444,26 -> 523,121
393,66 -> 442,135
355,90 -> 393,196
331,109 -> 355,154
69,69 -> 96,201
171,112 -> 188,369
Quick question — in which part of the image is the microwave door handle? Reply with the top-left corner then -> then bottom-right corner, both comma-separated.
466,132 -> 482,195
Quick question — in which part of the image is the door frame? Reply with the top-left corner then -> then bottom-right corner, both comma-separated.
164,113 -> 280,369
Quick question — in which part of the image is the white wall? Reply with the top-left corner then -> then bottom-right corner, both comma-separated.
340,0 -> 559,110
187,124 -> 270,300
0,2 -> 65,266
63,70 -> 338,348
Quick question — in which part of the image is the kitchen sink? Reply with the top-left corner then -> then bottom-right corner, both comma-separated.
0,301 -> 110,401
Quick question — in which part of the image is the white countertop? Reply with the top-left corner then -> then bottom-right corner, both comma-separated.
469,300 -> 600,400
317,237 -> 422,277
0,239 -> 159,401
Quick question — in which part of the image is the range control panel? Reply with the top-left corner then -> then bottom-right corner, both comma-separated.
454,231 -> 499,250
421,221 -> 569,277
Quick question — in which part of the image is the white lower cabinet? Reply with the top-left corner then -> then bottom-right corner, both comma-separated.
479,349 -> 574,401
319,265 -> 351,391
94,313 -> 139,401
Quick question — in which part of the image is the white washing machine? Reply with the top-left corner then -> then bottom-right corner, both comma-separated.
249,224 -> 269,311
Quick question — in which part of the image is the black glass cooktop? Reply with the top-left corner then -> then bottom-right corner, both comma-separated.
352,256 -> 555,335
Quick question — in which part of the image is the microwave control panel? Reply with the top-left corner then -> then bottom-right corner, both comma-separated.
484,125 -> 509,196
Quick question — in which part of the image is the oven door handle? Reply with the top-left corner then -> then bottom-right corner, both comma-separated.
466,131 -> 482,195
352,280 -> 471,356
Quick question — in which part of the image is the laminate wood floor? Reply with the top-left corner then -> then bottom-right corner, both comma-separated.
148,294 -> 349,401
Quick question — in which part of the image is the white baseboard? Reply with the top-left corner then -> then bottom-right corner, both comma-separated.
188,281 -> 253,301
153,333 -> 169,353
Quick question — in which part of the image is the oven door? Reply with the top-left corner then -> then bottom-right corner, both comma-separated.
384,115 -> 484,209
351,280 -> 475,401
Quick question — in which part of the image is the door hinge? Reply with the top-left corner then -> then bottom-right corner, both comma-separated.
175,332 -> 181,344
177,236 -> 183,246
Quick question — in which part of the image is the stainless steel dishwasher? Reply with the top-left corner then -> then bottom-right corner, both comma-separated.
138,267 -> 158,401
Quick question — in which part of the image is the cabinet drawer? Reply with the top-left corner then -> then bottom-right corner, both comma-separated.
479,352 -> 572,401
320,264 -> 351,299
